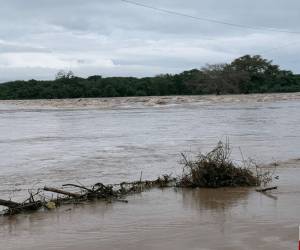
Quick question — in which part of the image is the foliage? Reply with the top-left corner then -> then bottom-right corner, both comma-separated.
55,70 -> 75,80
179,141 -> 260,188
0,55 -> 299,100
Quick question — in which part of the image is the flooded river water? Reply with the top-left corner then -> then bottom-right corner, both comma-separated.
0,94 -> 300,249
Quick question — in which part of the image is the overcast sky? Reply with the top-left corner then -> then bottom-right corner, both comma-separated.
0,0 -> 299,82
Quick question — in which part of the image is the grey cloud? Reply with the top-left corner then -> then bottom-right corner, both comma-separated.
0,40 -> 50,53
0,0 -> 299,82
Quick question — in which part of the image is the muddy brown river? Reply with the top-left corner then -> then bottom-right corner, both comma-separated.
0,94 -> 300,249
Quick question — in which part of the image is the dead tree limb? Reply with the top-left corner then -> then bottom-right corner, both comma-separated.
0,199 -> 42,215
44,187 -> 82,198
62,184 -> 93,192
0,199 -> 20,208
1,175 -> 175,216
256,186 -> 277,192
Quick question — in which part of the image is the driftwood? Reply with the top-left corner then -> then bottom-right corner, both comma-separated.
62,184 -> 93,192
44,187 -> 82,198
0,141 -> 279,217
0,159 -> 276,217
0,175 -> 175,216
0,175 -> 276,217
0,199 -> 42,215
256,186 -> 278,192
0,199 -> 20,209
13,201 -> 43,211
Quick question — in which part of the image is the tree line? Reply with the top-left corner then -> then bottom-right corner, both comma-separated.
0,55 -> 299,100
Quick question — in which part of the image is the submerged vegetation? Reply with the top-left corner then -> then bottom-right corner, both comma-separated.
0,55 -> 300,100
0,141 -> 275,216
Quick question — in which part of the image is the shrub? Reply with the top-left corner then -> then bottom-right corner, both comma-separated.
179,141 -> 259,188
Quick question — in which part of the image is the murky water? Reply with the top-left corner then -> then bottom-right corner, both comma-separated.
1,163 -> 300,250
0,94 -> 300,249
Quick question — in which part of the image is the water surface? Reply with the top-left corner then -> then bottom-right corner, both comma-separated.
0,94 -> 300,249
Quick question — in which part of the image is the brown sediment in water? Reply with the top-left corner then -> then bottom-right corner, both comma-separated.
0,142 -> 262,215
1,96 -> 300,249
265,158 -> 300,168
1,92 -> 300,110
0,164 -> 299,250
0,93 -> 300,200
0,161 -> 299,249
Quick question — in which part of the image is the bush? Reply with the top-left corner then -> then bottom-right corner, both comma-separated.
179,141 -> 259,188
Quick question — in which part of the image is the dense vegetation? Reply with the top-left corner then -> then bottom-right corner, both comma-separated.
0,55 -> 299,100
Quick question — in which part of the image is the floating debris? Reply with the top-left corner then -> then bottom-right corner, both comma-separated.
0,141 -> 276,216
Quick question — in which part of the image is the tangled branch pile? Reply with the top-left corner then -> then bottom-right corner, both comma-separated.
0,175 -> 175,216
179,141 -> 260,188
0,141 -> 275,217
